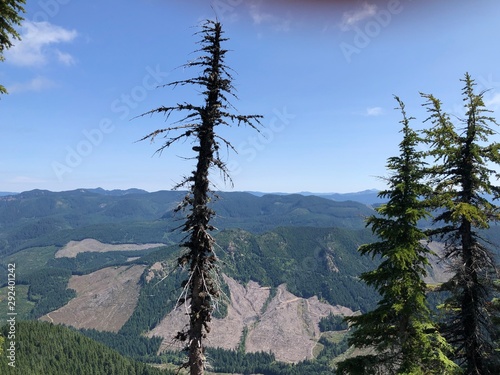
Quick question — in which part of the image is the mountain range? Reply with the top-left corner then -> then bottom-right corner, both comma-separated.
0,189 -> 378,257
0,187 -> 383,201
0,188 -> 465,373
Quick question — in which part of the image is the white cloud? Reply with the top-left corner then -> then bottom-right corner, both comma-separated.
8,76 -> 58,93
248,1 -> 292,32
5,21 -> 77,67
366,106 -> 383,116
341,2 -> 377,30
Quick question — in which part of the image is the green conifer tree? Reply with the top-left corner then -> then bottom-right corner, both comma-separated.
337,97 -> 458,375
138,20 -> 261,375
422,73 -> 500,374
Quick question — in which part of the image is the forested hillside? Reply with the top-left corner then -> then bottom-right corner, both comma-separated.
0,321 -> 171,374
218,226 -> 378,311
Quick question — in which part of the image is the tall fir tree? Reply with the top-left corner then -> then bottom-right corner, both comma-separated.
138,20 -> 261,375
337,97 -> 458,375
0,0 -> 25,94
422,73 -> 500,374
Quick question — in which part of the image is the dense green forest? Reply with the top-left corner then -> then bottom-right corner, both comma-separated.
319,313 -> 349,332
119,266 -> 189,337
78,329 -> 163,363
0,321 -> 171,374
203,331 -> 349,375
14,268 -> 74,319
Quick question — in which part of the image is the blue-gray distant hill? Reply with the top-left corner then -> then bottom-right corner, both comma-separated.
246,189 -> 384,206
0,188 -> 375,257
0,191 -> 18,196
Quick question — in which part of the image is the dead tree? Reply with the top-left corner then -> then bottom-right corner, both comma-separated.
138,20 -> 261,375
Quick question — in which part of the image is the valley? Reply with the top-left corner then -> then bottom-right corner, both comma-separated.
0,188 -> 493,373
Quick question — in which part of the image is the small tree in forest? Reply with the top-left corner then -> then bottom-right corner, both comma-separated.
422,73 -> 500,374
0,0 -> 25,94
138,20 -> 261,375
337,97 -> 458,375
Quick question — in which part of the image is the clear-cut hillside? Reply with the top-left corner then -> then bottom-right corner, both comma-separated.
40,265 -> 145,332
55,238 -> 164,258
148,275 -> 354,363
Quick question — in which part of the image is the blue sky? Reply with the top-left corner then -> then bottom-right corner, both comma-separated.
1,0 -> 500,193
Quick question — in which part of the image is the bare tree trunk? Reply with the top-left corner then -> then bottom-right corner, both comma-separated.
187,127 -> 215,375
138,20 -> 261,375
461,220 -> 484,375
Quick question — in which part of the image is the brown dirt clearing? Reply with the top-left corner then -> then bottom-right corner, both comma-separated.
55,238 -> 164,258
148,275 -> 354,363
39,265 -> 145,332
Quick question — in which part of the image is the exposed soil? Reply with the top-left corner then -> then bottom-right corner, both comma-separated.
55,238 -> 164,258
147,275 -> 355,363
245,286 -> 353,362
40,265 -> 145,332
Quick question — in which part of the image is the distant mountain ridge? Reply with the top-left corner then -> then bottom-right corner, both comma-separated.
0,188 -> 376,256
82,187 -> 149,196
0,191 -> 17,196
299,189 -> 383,205
240,188 -> 383,205
1,187 -> 382,203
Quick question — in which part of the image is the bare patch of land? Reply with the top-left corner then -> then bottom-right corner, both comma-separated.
55,238 -> 164,258
40,265 -> 145,332
424,241 -> 454,284
148,275 -> 355,363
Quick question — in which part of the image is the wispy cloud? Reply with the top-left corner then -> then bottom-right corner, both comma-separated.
249,2 -> 273,24
365,106 -> 383,116
5,21 -> 77,67
8,76 -> 58,93
55,50 -> 76,65
248,1 -> 292,32
340,2 -> 377,30
485,92 -> 500,110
